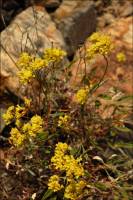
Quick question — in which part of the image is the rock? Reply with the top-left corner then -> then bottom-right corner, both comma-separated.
103,13 -> 115,26
120,1 -> 133,17
0,6 -> 66,97
70,17 -> 133,95
44,0 -> 61,9
52,0 -> 97,55
2,0 -> 20,11
0,0 -> 25,31
97,13 -> 115,29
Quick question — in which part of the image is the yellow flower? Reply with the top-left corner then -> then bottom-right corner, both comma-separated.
55,142 -> 69,154
49,143 -> 86,198
87,32 -> 113,59
15,105 -> 26,119
64,180 -> 86,200
15,119 -> 22,128
51,142 -> 69,170
10,128 -> 25,147
22,115 -> 43,137
65,181 -> 86,200
3,106 -> 15,125
58,114 -> 71,128
76,180 -> 87,193
30,115 -> 43,135
64,182 -> 77,200
30,57 -> 48,70
48,175 -> 63,192
24,97 -> 31,107
44,48 -> 66,62
76,86 -> 89,104
17,49 -> 66,84
64,155 -> 84,180
18,69 -> 34,84
22,122 -> 31,133
17,52 -> 32,69
51,142 -> 84,179
116,52 -> 126,62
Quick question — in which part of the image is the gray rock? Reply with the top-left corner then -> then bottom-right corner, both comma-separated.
0,6 -> 66,97
121,2 -> 133,17
44,0 -> 61,9
103,13 -> 115,26
122,6 -> 133,17
52,0 -> 97,55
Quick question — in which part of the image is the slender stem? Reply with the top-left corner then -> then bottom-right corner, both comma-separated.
91,55 -> 109,94
99,55 -> 108,85
83,44 -> 87,81
0,44 -> 19,69
74,48 -> 82,83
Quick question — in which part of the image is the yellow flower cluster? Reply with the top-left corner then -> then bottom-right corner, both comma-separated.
51,152 -> 84,180
18,69 -> 34,84
63,155 -> 84,180
3,106 -> 15,125
48,142 -> 86,199
17,53 -> 47,84
24,97 -> 31,107
64,180 -> 86,200
22,115 -> 43,137
44,48 -> 66,62
15,105 -> 26,120
87,32 -> 113,59
116,52 -> 126,62
58,114 -> 70,128
17,52 -> 32,68
3,100 -> 44,147
51,142 -> 69,170
9,114 -> 43,147
30,57 -> 48,70
48,175 -> 64,192
17,48 -> 66,84
3,98 -> 31,127
9,128 -> 26,147
76,86 -> 89,104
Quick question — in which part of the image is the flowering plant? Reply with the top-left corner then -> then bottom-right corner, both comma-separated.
2,32 -> 133,200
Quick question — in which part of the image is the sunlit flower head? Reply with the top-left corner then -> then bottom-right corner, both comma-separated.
44,48 -> 66,62
3,106 -> 15,125
48,175 -> 63,192
10,128 -> 25,147
76,86 -> 89,104
116,52 -> 126,62
87,32 -> 113,60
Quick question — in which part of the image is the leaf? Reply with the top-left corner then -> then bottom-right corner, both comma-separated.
94,182 -> 110,191
90,79 -> 107,94
95,100 -> 101,108
28,169 -> 36,176
50,196 -> 57,200
108,154 -> 118,160
114,126 -> 132,133
41,189 -> 53,200
93,156 -> 104,163
98,94 -> 112,100
114,142 -> 133,149
118,95 -> 133,101
36,131 -> 48,141
51,112 -> 65,117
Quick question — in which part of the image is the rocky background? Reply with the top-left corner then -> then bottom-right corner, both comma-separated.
0,1 -> 133,199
